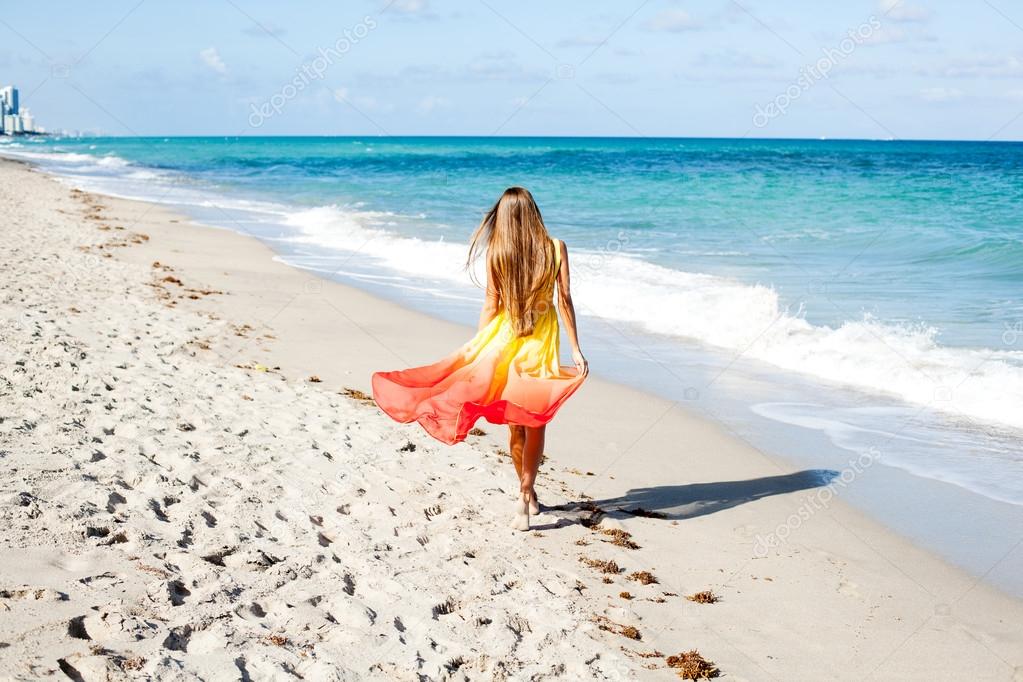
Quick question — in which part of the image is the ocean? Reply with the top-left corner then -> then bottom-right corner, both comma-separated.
4,135 -> 1022,589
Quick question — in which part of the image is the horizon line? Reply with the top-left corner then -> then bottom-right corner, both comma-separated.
25,133 -> 1023,144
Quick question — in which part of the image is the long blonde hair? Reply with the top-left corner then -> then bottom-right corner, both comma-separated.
468,187 -> 557,337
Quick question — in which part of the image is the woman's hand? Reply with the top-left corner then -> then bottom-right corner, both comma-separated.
572,348 -> 589,376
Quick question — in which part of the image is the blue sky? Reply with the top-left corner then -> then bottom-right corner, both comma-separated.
2,0 -> 1022,139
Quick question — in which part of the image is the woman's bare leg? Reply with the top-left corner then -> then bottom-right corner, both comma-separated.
508,425 -> 525,482
521,426 -> 545,515
509,424 -> 544,530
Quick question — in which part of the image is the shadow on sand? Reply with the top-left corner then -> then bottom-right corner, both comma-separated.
548,469 -> 839,523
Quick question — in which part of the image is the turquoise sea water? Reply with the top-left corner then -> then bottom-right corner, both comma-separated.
4,136 -> 1022,514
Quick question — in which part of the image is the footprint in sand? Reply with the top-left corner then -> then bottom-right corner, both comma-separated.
85,609 -> 161,645
432,597 -> 459,618
200,546 -> 236,567
67,615 -> 90,640
837,579 -> 860,598
105,491 -> 127,513
168,579 -> 191,606
78,572 -> 122,589
234,602 -> 267,621
0,587 -> 69,601
162,624 -> 193,652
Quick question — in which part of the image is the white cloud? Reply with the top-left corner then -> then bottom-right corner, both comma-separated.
199,47 -> 227,75
861,25 -> 908,44
922,53 -> 1023,78
860,24 -> 935,46
643,9 -> 701,32
593,72 -> 639,85
417,95 -> 449,114
919,87 -> 964,102
334,88 -> 390,113
242,24 -> 286,38
555,36 -> 606,48
466,57 -> 546,81
392,0 -> 427,11
878,0 -> 932,23
388,0 -> 436,19
694,50 -> 780,70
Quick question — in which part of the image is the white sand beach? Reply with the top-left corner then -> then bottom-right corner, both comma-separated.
1,157 -> 1021,680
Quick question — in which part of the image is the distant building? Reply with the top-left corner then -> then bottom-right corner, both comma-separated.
0,86 -> 40,135
0,86 -> 18,115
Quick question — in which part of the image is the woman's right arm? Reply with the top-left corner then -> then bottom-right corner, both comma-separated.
478,268 -> 500,332
556,240 -> 588,375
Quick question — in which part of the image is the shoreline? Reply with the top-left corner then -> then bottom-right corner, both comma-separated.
2,158 -> 1021,678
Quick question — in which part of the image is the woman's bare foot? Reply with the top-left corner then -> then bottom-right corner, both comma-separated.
511,491 -> 531,531
529,488 -> 540,515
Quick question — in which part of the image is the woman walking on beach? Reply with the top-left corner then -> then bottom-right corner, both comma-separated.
373,187 -> 588,531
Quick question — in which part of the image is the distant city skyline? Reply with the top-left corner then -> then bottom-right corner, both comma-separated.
1,0 -> 1022,140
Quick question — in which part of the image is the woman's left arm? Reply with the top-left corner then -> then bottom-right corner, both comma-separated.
556,240 -> 588,375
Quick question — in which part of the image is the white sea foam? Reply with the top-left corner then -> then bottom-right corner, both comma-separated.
282,203 -> 1023,433
284,205 -> 474,283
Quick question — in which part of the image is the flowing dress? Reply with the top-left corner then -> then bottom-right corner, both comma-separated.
372,238 -> 587,444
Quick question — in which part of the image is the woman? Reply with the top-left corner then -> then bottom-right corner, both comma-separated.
372,187 -> 588,531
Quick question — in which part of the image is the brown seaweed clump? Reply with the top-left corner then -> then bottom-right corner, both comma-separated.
666,650 -> 719,679
594,615 -> 641,640
596,526 -> 640,550
468,427 -> 487,436
620,625 -> 641,640
627,571 -> 659,585
685,590 -> 719,604
581,557 -> 622,575
340,387 -> 374,403
120,657 -> 146,671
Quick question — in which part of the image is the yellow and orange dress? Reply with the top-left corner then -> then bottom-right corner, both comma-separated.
372,238 -> 587,445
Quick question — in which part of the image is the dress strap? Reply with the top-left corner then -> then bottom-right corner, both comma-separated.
552,237 -> 562,272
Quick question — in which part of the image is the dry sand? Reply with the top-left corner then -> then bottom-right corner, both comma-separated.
1,158 -> 1020,680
